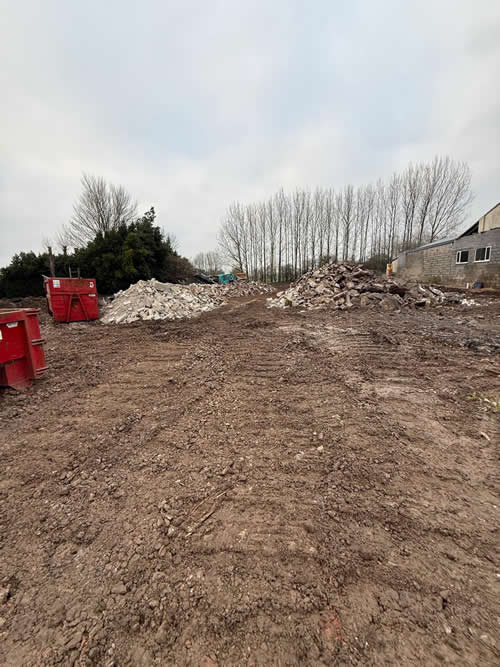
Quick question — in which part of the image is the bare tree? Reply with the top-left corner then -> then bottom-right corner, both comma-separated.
275,189 -> 288,282
61,173 -> 138,248
371,180 -> 387,258
339,185 -> 354,261
427,158 -> 473,240
217,156 -> 472,281
258,202 -> 268,281
311,188 -> 324,269
193,251 -> 222,275
416,163 -> 437,244
323,188 -> 335,262
401,163 -> 422,250
166,233 -> 180,252
246,204 -> 258,280
218,202 -> 247,273
41,237 -> 56,276
358,184 -> 374,261
301,190 -> 312,273
267,197 -> 277,281
292,189 -> 305,278
386,173 -> 401,259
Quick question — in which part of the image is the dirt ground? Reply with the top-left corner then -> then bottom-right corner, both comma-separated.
1,293 -> 499,666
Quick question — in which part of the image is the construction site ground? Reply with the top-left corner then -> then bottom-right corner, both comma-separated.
1,293 -> 499,666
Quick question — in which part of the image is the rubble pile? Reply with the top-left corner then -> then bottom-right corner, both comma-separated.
267,262 -> 471,311
224,280 -> 275,297
102,279 -> 273,324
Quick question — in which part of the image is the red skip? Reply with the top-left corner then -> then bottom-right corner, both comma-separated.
44,277 -> 99,322
0,309 -> 48,389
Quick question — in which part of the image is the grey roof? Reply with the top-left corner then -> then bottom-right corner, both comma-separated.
395,202 -> 500,258
406,237 -> 455,254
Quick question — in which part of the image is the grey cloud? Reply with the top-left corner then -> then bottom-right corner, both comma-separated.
1,0 -> 499,268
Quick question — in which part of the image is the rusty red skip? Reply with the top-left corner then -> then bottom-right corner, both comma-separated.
0,309 -> 48,389
44,276 -> 99,322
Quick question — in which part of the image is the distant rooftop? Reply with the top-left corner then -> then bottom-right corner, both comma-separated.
457,201 -> 499,238
397,201 -> 499,257
406,237 -> 454,254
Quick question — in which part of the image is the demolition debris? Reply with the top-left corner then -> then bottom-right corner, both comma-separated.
224,281 -> 275,297
267,262 -> 476,311
102,279 -> 274,324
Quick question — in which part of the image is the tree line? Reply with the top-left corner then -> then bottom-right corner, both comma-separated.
218,156 -> 473,281
1,158 -> 474,298
0,176 -> 192,298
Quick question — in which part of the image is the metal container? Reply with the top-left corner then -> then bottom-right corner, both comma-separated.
0,309 -> 48,389
44,277 -> 99,322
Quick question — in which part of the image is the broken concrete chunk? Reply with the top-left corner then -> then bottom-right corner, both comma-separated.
380,295 -> 402,311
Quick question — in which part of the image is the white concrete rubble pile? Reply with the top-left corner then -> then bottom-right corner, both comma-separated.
102,279 -> 273,324
267,262 -> 475,312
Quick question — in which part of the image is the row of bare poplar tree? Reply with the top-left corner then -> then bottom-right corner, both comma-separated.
218,156 -> 473,281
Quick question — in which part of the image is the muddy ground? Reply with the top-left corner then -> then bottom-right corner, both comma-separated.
1,293 -> 499,666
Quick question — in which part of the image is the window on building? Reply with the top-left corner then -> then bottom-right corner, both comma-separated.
456,250 -> 469,264
474,247 -> 491,262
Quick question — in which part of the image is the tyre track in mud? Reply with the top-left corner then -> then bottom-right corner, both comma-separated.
0,296 -> 499,665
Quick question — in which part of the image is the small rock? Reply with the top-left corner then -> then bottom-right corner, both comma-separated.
48,602 -> 66,627
65,630 -> 83,650
0,587 -> 10,604
154,622 -> 169,645
480,432 -> 491,442
380,295 -> 402,311
111,583 -> 127,595
360,294 -> 373,307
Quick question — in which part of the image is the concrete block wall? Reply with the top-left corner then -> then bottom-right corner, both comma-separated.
452,227 -> 500,286
400,250 -> 424,279
394,227 -> 500,287
423,244 -> 453,281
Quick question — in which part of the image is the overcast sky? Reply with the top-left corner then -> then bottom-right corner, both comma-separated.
1,0 -> 499,267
